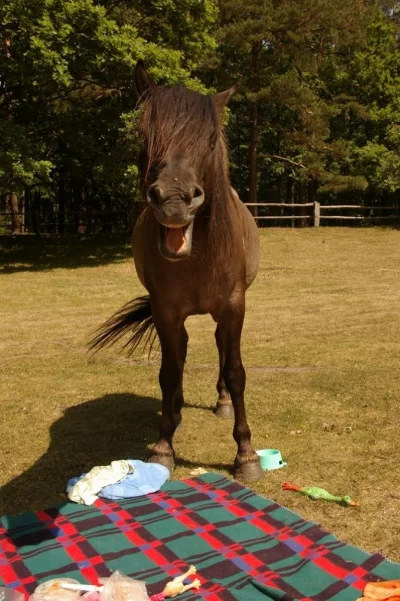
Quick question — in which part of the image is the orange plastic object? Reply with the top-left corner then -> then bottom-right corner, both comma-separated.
362,581 -> 400,600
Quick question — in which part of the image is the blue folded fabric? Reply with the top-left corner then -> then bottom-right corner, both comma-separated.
66,460 -> 169,500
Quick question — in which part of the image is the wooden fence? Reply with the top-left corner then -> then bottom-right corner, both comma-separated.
1,202 -> 399,235
244,202 -> 400,226
0,210 -> 132,235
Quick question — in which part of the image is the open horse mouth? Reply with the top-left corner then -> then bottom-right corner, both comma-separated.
158,220 -> 194,260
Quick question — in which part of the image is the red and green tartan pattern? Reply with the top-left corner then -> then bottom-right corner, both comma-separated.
1,473 -> 399,601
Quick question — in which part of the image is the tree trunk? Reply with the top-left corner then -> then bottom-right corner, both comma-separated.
9,193 -> 20,235
24,188 -> 32,232
299,181 -> 308,228
33,190 -> 41,236
248,41 -> 261,219
308,180 -> 315,228
72,184 -> 84,234
78,189 -> 87,235
20,191 -> 25,233
58,176 -> 65,234
248,100 -> 259,217
104,192 -> 112,233
286,178 -> 293,228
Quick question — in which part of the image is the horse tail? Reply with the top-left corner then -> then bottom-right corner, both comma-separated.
89,295 -> 157,356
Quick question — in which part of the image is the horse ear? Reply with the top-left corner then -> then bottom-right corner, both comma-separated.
213,85 -> 237,114
135,60 -> 154,97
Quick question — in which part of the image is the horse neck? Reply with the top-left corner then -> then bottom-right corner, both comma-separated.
205,139 -> 232,212
203,141 -> 237,257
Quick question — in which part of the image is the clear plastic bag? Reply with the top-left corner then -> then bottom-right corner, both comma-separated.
29,580 -> 81,601
0,588 -> 25,601
99,572 -> 150,601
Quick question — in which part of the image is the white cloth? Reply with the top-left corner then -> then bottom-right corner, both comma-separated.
68,460 -> 133,505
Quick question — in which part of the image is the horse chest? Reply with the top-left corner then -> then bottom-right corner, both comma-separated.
160,265 -> 235,315
132,209 -> 247,316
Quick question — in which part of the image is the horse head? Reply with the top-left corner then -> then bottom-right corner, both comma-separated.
135,60 -> 235,261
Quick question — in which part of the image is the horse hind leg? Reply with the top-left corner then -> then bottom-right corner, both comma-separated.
215,324 -> 234,419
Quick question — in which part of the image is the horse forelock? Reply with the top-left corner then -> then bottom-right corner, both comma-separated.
140,85 -> 220,165
139,84 -> 234,256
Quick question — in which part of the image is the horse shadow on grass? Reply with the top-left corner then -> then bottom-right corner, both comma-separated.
0,393 -> 160,516
0,392 -> 232,519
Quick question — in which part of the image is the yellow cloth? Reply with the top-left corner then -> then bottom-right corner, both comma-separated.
68,460 -> 133,505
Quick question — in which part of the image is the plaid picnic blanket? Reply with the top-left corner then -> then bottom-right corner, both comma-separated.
1,473 -> 399,601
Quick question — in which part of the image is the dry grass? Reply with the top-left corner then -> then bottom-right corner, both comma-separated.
1,228 -> 400,561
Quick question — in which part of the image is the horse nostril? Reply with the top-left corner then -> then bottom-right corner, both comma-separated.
191,186 -> 204,200
147,185 -> 164,205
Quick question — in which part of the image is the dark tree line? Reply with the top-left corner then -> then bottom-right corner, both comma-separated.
1,0 -> 399,233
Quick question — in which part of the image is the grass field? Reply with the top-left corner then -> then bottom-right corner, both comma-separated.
1,228 -> 400,561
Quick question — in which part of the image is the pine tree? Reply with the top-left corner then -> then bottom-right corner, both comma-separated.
216,0 -> 378,209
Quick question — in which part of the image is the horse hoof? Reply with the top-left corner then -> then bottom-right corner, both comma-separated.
148,454 -> 175,472
215,402 -> 234,419
234,460 -> 264,482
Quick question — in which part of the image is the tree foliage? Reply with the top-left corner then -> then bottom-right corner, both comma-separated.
216,0 -> 399,206
0,0 -> 216,229
0,0 -> 399,232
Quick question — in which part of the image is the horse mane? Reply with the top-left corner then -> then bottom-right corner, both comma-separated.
139,85 -> 234,257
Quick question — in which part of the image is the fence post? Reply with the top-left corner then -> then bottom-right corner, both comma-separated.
314,201 -> 320,227
34,211 -> 41,236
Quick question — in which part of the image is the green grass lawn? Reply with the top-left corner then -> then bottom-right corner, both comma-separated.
1,228 -> 400,561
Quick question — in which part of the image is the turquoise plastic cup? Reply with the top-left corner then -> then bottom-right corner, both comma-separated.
256,449 -> 287,471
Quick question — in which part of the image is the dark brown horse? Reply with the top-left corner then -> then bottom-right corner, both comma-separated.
91,61 -> 263,481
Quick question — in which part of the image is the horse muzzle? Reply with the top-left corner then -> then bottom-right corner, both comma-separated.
157,219 -> 194,261
147,186 -> 204,261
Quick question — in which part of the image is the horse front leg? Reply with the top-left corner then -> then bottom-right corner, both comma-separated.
218,291 -> 264,482
148,309 -> 187,471
173,325 -> 188,429
214,324 -> 234,419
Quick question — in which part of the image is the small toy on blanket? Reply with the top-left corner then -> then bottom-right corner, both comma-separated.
152,566 -> 201,599
357,580 -> 400,601
29,568 -> 201,601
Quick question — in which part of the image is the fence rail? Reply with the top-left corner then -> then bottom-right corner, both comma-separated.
0,202 -> 399,235
0,210 -> 132,235
243,201 -> 400,227
245,202 -> 314,207
255,215 -> 312,220
321,205 -> 397,210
